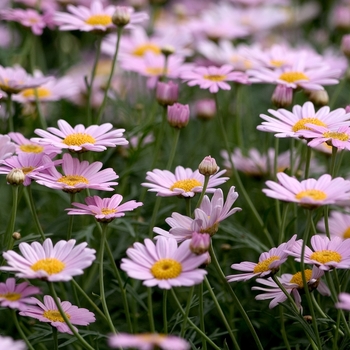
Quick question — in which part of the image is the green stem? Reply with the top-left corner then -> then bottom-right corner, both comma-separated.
209,244 -> 264,350
47,282 -> 95,350
180,286 -> 194,337
198,282 -> 207,350
171,289 -> 221,350
289,138 -> 295,176
163,289 -> 168,334
324,206 -> 330,239
278,203 -> 289,245
4,185 -> 19,251
271,275 -> 299,313
166,128 -> 180,170
52,326 -> 58,350
67,193 -> 76,240
330,146 -> 337,177
147,288 -> 155,332
6,93 -> 14,133
304,145 -> 312,179
279,307 -> 291,350
195,175 -> 210,210
12,310 -> 35,350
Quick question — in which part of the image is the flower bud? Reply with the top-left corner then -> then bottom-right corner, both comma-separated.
167,103 -> 190,128
306,90 -> 329,106
272,85 -> 293,108
161,45 -> 175,57
190,232 -> 210,255
341,34 -> 350,58
156,81 -> 179,106
6,168 -> 25,186
12,232 -> 21,240
198,155 -> 218,176
112,6 -> 131,27
194,98 -> 216,120
346,105 -> 350,113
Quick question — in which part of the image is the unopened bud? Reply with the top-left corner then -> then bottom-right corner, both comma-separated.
12,232 -> 21,240
346,105 -> 350,113
198,156 -> 218,176
272,84 -> 293,108
306,89 -> 329,106
341,34 -> 350,58
156,81 -> 178,106
167,103 -> 190,128
161,45 -> 175,57
195,98 -> 216,120
190,232 -> 210,255
6,169 -> 25,186
112,6 -> 131,27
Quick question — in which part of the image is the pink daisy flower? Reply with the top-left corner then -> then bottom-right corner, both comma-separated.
252,266 -> 329,310
19,295 -> 95,334
317,210 -> 350,240
0,336 -> 26,350
109,333 -> 190,350
120,237 -> 208,289
0,277 -> 41,311
33,153 -> 119,193
142,165 -> 228,198
54,1 -> 148,32
297,124 -> 350,150
257,101 -> 350,138
32,119 -> 128,153
180,65 -> 249,93
0,153 -> 58,186
0,134 -> 15,160
286,235 -> 350,271
0,238 -> 96,281
336,293 -> 350,311
263,172 -> 350,209
8,132 -> 60,156
226,235 -> 297,282
66,194 -> 143,223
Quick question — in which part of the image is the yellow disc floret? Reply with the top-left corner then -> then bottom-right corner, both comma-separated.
133,43 -> 161,56
292,118 -> 326,132
295,189 -> 327,201
43,310 -> 70,322
19,144 -> 44,153
323,131 -> 349,142
0,292 -> 22,301
57,175 -> 89,186
203,74 -> 227,82
151,258 -> 182,279
253,256 -> 280,274
279,71 -> 309,83
289,269 -> 313,288
31,258 -> 65,275
170,179 -> 202,192
62,133 -> 96,146
85,14 -> 112,26
310,250 -> 342,264
22,87 -> 51,99
101,208 -> 117,215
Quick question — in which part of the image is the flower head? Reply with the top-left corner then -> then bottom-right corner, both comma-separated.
66,194 -> 143,223
142,165 -> 228,197
0,336 -> 26,350
317,210 -> 350,240
156,80 -> 179,106
336,293 -> 350,311
167,103 -> 190,129
19,295 -> 95,334
263,173 -> 350,209
0,277 -> 41,311
1,238 -> 96,281
32,119 -> 128,153
0,134 -> 15,160
120,237 -> 208,289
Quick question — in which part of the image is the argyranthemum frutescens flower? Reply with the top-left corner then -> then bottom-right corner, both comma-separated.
0,336 -> 26,350
252,266 -> 329,311
336,293 -> 350,311
0,277 -> 41,311
33,153 -> 118,193
19,295 -> 95,334
0,134 -> 15,160
32,119 -> 128,153
66,194 -> 143,223
108,333 -> 190,350
263,172 -> 350,209
120,237 -> 208,289
286,235 -> 350,271
226,235 -> 297,282
317,210 -> 350,240
142,165 -> 228,197
0,238 -> 96,281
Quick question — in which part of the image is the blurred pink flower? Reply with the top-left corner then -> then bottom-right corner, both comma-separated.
0,134 -> 15,160
0,336 -> 26,350
317,210 -> 350,240
336,293 -> 350,311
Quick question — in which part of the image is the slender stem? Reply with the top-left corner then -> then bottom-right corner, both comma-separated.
4,185 -> 19,251
99,223 -> 116,333
166,128 -> 180,170
273,137 -> 279,179
6,93 -> 14,132
278,203 -> 289,245
12,310 -> 35,350
147,288 -> 155,332
47,282 -> 95,350
52,326 -> 58,350
96,27 -> 123,124
271,275 -> 299,313
209,244 -> 264,350
163,289 -> 168,334
279,307 -> 291,350
204,277 -> 240,350
67,193 -> 76,240
171,289 -> 222,350
180,286 -> 194,337
330,146 -> 337,177
148,196 -> 162,238
304,145 -> 312,179
198,282 -> 207,350
289,138 -> 295,176
324,206 -> 330,239
195,175 -> 210,210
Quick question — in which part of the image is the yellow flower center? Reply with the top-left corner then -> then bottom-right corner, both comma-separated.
230,55 -> 252,69
310,250 -> 342,264
31,258 -> 65,275
270,60 -> 285,67
343,227 -> 350,239
289,269 -> 313,288
279,71 -> 309,83
62,133 -> 96,146
133,43 -> 161,56
203,74 -> 227,82
43,310 -> 70,322
101,208 -> 116,215
0,292 -> 21,301
323,131 -> 349,142
295,189 -> 327,201
21,87 -> 51,99
170,179 -> 202,192
139,334 -> 166,342
19,144 -> 44,153
145,67 -> 167,76
21,166 -> 35,175
85,14 -> 112,26
150,258 -> 182,279
292,118 -> 326,132
57,175 -> 89,186
253,256 -> 280,274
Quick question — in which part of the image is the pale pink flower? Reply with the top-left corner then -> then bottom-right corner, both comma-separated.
33,153 -> 119,193
142,165 -> 228,198
317,210 -> 350,240
252,266 -> 329,310
109,333 -> 190,350
194,98 -> 216,120
263,172 -> 350,208
257,101 -> 350,138
66,194 -> 143,223
1,238 -> 96,281
286,235 -> 350,271
180,65 -> 249,93
20,295 -> 95,334
32,119 -> 128,152
0,134 -> 15,160
0,277 -> 41,311
226,236 -> 297,282
0,336 -> 26,350
336,293 -> 350,311
120,237 -> 208,289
